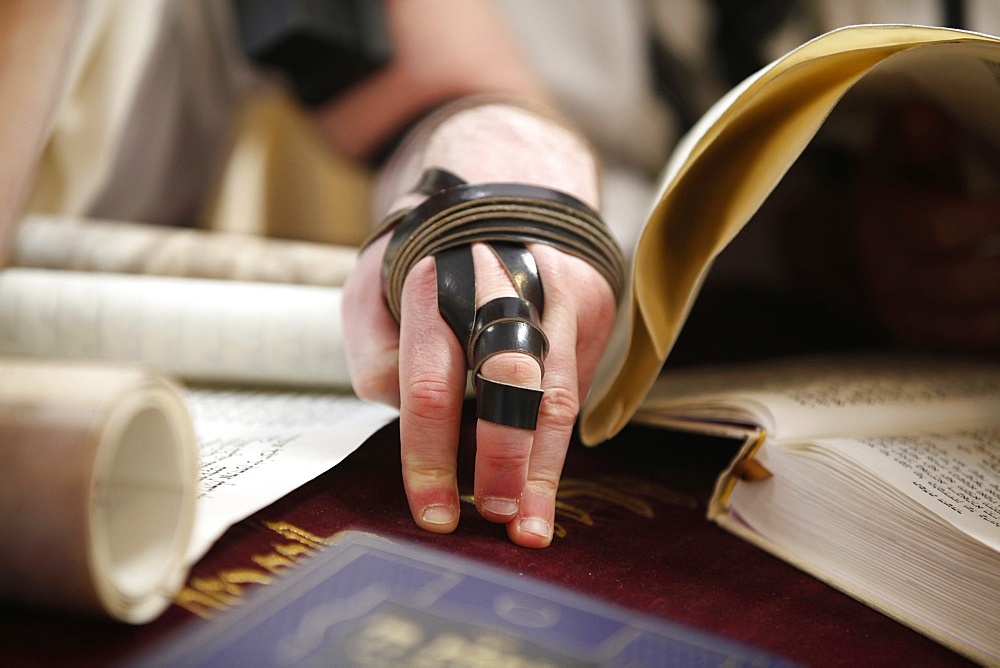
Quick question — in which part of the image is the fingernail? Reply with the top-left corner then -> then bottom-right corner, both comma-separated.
420,504 -> 455,526
518,517 -> 551,539
481,497 -> 519,517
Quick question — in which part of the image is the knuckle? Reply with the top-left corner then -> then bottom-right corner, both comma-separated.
526,476 -> 560,498
346,346 -> 400,405
401,460 -> 455,486
536,251 -> 617,332
538,383 -> 579,428
404,374 -> 457,421
585,286 -> 617,332
477,445 -> 531,474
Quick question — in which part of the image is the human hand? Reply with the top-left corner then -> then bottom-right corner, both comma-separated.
343,224 -> 617,547
849,102 -> 1000,353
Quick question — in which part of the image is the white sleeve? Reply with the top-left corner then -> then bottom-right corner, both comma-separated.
28,0 -> 274,228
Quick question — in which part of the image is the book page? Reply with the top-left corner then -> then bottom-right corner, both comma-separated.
0,268 -> 351,388
825,429 -> 1000,551
184,387 -> 399,564
724,428 -> 1000,663
635,355 -> 1000,441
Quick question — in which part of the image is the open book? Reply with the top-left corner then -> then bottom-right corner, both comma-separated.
574,24 -> 1000,666
634,355 -> 1000,664
580,24 -> 1000,442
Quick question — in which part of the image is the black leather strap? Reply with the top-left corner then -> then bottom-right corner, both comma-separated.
474,376 -> 544,430
413,167 -> 466,195
433,245 -> 476,346
381,179 -> 624,322
488,242 -> 545,316
378,168 -> 624,430
468,297 -> 548,376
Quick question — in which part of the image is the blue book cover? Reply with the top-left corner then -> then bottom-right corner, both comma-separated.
133,530 -> 794,667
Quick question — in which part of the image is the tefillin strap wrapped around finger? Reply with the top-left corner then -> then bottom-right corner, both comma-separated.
377,168 -> 625,430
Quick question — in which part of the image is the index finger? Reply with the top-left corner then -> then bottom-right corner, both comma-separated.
397,256 -> 468,533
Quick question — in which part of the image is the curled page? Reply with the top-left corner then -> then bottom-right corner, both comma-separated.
580,25 -> 1000,444
0,359 -> 198,623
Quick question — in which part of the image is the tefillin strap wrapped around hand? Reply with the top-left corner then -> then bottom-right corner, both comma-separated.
376,168 -> 625,430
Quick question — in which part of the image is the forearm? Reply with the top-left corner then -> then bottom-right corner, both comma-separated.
311,0 -> 548,163
370,98 -> 601,221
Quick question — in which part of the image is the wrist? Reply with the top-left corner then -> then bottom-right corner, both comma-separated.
373,96 -> 601,221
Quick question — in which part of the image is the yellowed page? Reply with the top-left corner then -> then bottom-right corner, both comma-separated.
580,25 -> 1000,444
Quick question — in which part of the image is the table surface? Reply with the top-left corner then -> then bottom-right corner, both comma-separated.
0,407 -> 975,667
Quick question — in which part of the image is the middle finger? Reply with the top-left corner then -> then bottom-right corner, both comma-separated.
470,243 -> 542,523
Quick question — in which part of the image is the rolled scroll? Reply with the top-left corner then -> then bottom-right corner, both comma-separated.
0,359 -> 197,623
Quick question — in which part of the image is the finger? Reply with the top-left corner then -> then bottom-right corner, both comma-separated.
342,235 -> 402,406
471,243 -> 540,524
504,308 -> 576,547
398,255 -> 468,533
531,244 -> 617,402
509,246 -> 617,548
